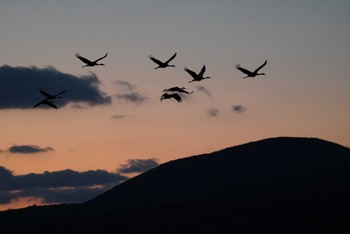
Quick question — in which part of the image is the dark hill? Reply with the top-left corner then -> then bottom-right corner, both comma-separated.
1,137 -> 350,233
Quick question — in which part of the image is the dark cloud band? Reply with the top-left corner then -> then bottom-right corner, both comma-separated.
0,158 -> 159,207
0,166 -> 127,205
0,65 -> 111,109
7,145 -> 54,154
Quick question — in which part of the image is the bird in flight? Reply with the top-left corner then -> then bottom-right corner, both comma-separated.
160,93 -> 182,102
184,65 -> 211,83
33,89 -> 65,109
75,52 -> 108,67
162,86 -> 193,94
236,60 -> 267,78
149,52 -> 177,69
33,99 -> 58,109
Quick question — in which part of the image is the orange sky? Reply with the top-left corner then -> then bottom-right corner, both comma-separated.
0,1 -> 349,210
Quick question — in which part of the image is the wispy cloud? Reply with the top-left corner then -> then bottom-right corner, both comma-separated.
111,114 -> 131,120
195,85 -> 212,98
5,145 -> 54,154
117,158 -> 159,174
113,80 -> 135,91
0,65 -> 111,109
232,105 -> 247,113
114,80 -> 149,105
116,93 -> 148,104
207,108 -> 220,118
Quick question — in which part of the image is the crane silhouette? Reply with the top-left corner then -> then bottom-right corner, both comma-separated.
184,65 -> 211,83
75,52 -> 108,67
33,89 -> 65,109
160,93 -> 182,102
162,87 -> 193,94
236,60 -> 267,78
149,52 -> 177,69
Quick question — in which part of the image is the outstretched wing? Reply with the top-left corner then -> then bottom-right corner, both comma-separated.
55,89 -> 65,96
165,52 -> 177,64
39,89 -> 53,98
253,60 -> 267,73
94,53 -> 108,63
184,67 -> 198,79
163,87 -> 174,92
199,65 -> 206,77
235,64 -> 253,76
33,100 -> 58,109
45,101 -> 58,109
33,101 -> 42,108
75,53 -> 93,64
149,55 -> 163,65
172,87 -> 183,92
172,93 -> 182,102
174,87 -> 189,93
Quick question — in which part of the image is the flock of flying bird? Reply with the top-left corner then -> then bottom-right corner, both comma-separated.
32,53 -> 108,109
33,52 -> 268,108
151,52 -> 267,103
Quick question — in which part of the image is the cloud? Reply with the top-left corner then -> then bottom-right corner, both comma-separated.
117,158 -> 159,174
0,192 -> 13,204
116,92 -> 148,104
0,166 -> 128,205
114,80 -> 149,105
207,108 -> 220,118
5,169 -> 126,190
111,114 -> 131,120
0,65 -> 111,109
69,103 -> 89,109
18,186 -> 112,204
0,166 -> 12,182
6,145 -> 54,154
232,105 -> 247,113
113,80 -> 135,91
195,85 -> 212,98
0,158 -> 160,208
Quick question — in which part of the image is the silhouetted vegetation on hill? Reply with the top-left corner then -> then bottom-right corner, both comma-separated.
1,137 -> 349,233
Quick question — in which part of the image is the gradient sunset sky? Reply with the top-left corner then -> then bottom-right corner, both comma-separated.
1,1 -> 349,210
